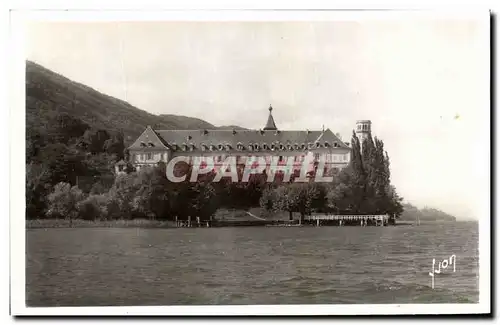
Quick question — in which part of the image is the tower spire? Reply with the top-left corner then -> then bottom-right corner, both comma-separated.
263,104 -> 277,130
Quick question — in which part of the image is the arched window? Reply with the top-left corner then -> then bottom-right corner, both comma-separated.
270,144 -> 276,151
301,143 -> 306,150
334,142 -> 339,148
236,142 -> 244,151
324,142 -> 330,148
315,142 -> 321,148
262,143 -> 268,150
218,144 -> 224,151
254,144 -> 260,150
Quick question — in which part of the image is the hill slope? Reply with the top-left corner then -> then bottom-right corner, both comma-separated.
26,61 -> 216,144
400,203 -> 456,222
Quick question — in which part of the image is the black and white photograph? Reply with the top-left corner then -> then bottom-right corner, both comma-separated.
9,8 -> 491,316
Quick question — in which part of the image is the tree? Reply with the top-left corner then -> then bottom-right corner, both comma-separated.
81,129 -> 111,154
261,183 -> 321,223
189,182 -> 218,221
46,182 -> 85,226
77,194 -> 109,220
103,131 -> 125,159
131,166 -> 170,220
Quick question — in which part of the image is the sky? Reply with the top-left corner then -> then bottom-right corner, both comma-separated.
25,16 -> 490,220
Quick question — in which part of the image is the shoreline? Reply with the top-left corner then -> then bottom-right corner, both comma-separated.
26,219 -> 458,229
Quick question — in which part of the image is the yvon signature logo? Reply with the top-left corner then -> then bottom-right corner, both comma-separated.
429,254 -> 456,289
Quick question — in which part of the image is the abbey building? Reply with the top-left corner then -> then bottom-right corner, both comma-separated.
123,105 -> 371,175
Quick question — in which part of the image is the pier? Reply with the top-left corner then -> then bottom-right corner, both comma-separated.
304,214 -> 390,226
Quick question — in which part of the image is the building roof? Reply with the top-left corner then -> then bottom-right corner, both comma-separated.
127,106 -> 351,152
129,127 -> 349,152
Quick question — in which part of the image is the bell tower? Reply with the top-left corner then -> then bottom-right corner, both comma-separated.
356,120 -> 372,149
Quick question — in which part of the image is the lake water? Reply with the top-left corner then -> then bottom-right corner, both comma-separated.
26,222 -> 479,306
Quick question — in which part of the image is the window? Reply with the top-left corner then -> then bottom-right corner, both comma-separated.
279,156 -> 284,162
147,153 -> 153,160
314,153 -> 320,161
163,153 -> 168,161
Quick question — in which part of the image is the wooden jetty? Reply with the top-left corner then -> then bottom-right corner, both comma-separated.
305,214 -> 390,226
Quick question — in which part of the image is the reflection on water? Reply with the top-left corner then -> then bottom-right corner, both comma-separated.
26,222 -> 479,306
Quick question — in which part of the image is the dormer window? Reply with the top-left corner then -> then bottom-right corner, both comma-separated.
334,142 -> 339,148
262,143 -> 268,150
218,144 -> 224,151
254,144 -> 260,150
182,143 -> 188,151
236,142 -> 244,151
225,144 -> 232,150
308,143 -> 314,149
279,143 -> 285,150
270,144 -> 276,151
324,142 -> 330,148
294,143 -> 300,150
201,144 -> 207,151
248,144 -> 253,151
210,144 -> 216,151
140,142 -> 146,147
315,142 -> 321,148
287,144 -> 293,150
190,143 -> 196,151
171,143 -> 178,150
301,143 -> 306,150
148,142 -> 155,147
